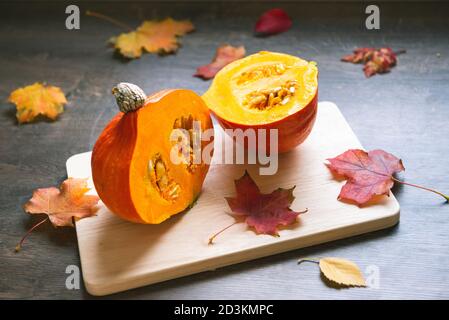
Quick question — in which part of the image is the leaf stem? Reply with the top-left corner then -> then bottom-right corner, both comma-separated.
208,221 -> 238,245
15,217 -> 49,252
297,258 -> 320,265
392,177 -> 449,202
86,10 -> 133,31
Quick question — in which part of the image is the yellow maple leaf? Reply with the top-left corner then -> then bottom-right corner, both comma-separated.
8,82 -> 67,124
319,257 -> 366,287
111,18 -> 194,58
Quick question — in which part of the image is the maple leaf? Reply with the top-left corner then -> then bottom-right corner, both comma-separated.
341,47 -> 406,77
209,171 -> 307,244
298,257 -> 366,287
327,149 -> 449,205
194,45 -> 245,79
255,8 -> 292,36
109,18 -> 194,58
24,178 -> 99,227
8,82 -> 67,124
17,178 -> 99,252
326,149 -> 404,205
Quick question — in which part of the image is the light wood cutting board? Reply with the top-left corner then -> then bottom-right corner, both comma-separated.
66,102 -> 399,296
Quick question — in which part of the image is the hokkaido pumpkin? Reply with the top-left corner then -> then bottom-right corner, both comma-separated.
91,83 -> 213,224
202,51 -> 318,153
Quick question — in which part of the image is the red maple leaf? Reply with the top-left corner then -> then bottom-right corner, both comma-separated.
341,47 -> 405,77
209,171 -> 307,244
327,149 -> 449,205
254,8 -> 292,36
326,149 -> 404,204
194,44 -> 245,79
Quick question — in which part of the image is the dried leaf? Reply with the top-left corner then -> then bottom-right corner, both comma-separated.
209,171 -> 307,244
319,258 -> 366,287
110,18 -> 194,58
225,170 -> 306,236
8,82 -> 67,123
194,44 -> 245,79
327,149 -> 449,203
341,47 -> 405,77
24,178 -> 99,227
326,149 -> 404,205
255,8 -> 292,36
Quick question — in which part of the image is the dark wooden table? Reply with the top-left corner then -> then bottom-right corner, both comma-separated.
1,1 -> 448,299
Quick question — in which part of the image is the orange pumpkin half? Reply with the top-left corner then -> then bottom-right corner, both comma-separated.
92,83 -> 213,224
202,51 -> 318,153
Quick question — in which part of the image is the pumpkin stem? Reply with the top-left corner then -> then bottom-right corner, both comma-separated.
112,83 -> 147,113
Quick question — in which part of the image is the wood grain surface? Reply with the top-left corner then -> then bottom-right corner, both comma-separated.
67,102 -> 399,296
1,1 -> 448,299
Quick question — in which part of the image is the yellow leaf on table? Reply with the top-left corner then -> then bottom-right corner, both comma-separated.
8,82 -> 67,124
111,18 -> 194,58
319,257 -> 366,287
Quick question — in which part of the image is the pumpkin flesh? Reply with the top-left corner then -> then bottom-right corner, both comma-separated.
202,51 -> 318,153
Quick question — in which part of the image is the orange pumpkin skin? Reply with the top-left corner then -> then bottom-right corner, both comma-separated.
92,111 -> 141,223
202,51 -> 318,153
212,92 -> 317,153
92,87 -> 213,224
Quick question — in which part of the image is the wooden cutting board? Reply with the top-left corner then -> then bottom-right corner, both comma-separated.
66,102 -> 399,296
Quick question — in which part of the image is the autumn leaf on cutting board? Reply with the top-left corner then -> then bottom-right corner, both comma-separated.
326,149 -> 449,205
110,18 -> 194,58
298,257 -> 366,287
341,47 -> 406,77
17,178 -> 99,252
8,82 -> 67,124
194,44 -> 246,79
208,171 -> 307,244
255,8 -> 292,36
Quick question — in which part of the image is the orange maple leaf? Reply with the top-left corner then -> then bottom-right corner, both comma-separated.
17,178 -> 99,252
24,178 -> 99,227
8,82 -> 67,124
110,18 -> 194,58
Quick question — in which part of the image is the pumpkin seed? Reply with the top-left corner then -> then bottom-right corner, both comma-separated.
148,155 -> 180,201
244,79 -> 299,110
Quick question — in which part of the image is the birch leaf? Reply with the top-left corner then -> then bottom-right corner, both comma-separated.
319,257 -> 366,287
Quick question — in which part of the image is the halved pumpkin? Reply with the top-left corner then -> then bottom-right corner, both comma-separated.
202,51 -> 318,153
92,83 -> 213,224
